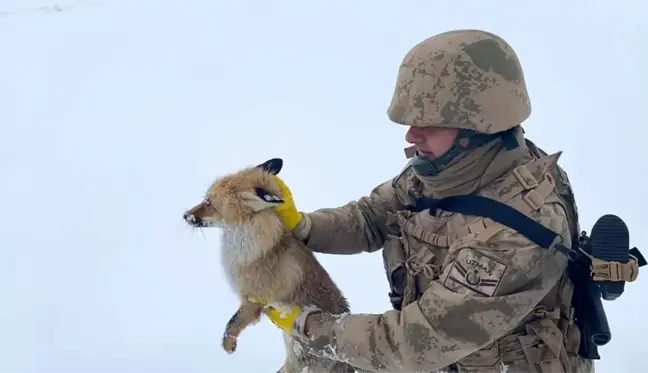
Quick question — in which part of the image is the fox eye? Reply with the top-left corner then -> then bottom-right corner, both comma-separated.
203,198 -> 212,206
255,187 -> 282,203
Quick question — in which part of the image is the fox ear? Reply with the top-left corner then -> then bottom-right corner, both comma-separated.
256,158 -> 283,175
239,187 -> 284,212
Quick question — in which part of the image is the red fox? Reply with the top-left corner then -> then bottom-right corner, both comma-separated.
183,158 -> 354,373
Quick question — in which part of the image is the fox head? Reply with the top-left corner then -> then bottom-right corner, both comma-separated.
183,158 -> 285,228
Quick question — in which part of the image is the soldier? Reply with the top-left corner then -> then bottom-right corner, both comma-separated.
263,29 -> 593,372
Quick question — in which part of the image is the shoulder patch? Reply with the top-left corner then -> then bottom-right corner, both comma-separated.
443,248 -> 507,297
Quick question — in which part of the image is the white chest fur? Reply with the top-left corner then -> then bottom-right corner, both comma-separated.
219,224 -> 262,293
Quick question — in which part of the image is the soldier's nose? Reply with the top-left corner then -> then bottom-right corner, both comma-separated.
405,126 -> 421,144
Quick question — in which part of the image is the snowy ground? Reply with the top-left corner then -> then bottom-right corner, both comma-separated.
1,0 -> 647,372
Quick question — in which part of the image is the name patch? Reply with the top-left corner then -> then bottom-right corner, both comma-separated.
443,248 -> 508,297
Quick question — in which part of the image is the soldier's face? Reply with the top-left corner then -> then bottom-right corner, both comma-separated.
405,126 -> 459,158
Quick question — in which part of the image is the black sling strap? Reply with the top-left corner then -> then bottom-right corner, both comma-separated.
413,194 -> 646,265
413,194 -> 578,260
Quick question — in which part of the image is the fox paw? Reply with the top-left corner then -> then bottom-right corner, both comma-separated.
222,333 -> 237,354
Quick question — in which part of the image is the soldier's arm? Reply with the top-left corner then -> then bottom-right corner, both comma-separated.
293,203 -> 571,372
292,171 -> 412,255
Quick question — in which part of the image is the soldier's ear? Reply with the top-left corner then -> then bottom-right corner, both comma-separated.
239,187 -> 284,212
256,158 -> 283,175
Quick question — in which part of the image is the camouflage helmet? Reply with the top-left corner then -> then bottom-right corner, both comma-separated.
387,29 -> 531,134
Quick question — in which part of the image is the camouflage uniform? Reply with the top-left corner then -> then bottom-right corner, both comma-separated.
289,30 -> 594,373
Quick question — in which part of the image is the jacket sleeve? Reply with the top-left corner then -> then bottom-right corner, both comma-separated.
293,171 -> 412,255
293,203 -> 572,372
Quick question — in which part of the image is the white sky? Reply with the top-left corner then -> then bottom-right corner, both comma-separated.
1,0 -> 646,372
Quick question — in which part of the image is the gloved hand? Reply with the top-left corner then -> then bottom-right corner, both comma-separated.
272,175 -> 302,230
264,304 -> 302,334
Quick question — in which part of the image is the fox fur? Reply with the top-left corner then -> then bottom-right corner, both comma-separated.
183,158 -> 354,373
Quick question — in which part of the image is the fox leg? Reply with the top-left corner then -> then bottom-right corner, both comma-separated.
222,299 -> 264,354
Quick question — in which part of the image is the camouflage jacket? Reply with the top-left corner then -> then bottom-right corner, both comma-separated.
291,140 -> 592,373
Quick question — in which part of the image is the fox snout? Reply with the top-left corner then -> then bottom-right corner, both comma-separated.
183,211 -> 202,226
183,201 -> 216,228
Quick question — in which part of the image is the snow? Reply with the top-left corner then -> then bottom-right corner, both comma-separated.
1,0 -> 646,372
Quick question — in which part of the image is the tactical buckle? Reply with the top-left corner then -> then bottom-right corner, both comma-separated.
513,165 -> 539,190
590,256 -> 639,282
532,306 -> 561,320
522,189 -> 544,211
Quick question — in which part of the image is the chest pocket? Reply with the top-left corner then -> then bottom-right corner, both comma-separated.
382,209 -> 451,309
390,210 -> 461,307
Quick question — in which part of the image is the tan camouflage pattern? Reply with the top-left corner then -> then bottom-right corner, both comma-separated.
387,29 -> 532,134
292,144 -> 594,372
291,177 -> 410,254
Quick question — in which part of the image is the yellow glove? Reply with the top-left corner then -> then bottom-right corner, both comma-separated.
272,175 -> 302,230
264,304 -> 302,334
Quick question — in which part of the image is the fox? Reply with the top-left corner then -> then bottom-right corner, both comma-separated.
183,158 -> 355,373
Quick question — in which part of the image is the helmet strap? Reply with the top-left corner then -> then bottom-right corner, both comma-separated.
411,127 -> 520,177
